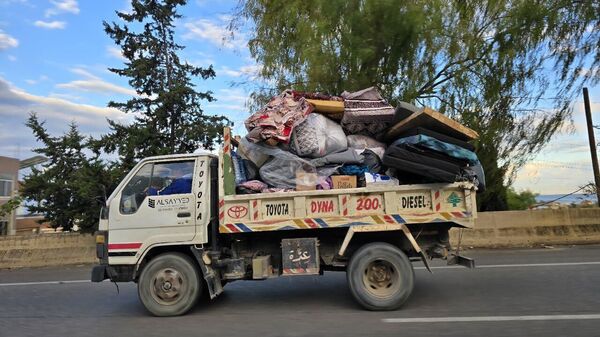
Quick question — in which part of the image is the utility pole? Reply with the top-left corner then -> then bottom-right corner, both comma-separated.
583,87 -> 600,206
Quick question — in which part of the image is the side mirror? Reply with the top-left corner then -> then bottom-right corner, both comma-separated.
100,206 -> 109,220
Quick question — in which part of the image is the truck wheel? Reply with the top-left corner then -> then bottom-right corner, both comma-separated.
347,242 -> 414,310
138,253 -> 201,316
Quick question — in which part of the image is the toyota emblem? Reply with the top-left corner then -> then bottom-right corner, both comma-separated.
227,205 -> 248,219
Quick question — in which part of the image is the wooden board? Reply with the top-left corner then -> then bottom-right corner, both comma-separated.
385,107 -> 479,142
305,99 -> 345,113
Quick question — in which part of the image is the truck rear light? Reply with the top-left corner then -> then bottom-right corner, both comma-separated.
96,234 -> 105,244
95,231 -> 108,262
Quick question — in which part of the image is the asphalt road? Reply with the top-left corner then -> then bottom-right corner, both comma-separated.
1,245 -> 600,337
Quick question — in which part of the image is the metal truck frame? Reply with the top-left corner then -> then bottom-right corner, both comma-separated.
92,127 -> 476,316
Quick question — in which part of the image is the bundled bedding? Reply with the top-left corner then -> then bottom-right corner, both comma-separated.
237,86 -> 485,193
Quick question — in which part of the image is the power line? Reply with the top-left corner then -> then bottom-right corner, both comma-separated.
532,185 -> 590,208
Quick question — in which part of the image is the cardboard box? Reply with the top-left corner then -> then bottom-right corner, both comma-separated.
331,175 -> 357,189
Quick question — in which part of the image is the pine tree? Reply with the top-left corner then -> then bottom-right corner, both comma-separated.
20,114 -> 110,232
99,0 -> 230,170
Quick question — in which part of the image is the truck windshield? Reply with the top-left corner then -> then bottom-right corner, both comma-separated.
148,161 -> 194,196
119,160 -> 196,215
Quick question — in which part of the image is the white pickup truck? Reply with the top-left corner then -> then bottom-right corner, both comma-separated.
92,129 -> 476,316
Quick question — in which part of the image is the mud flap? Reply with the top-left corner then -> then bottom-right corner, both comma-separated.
419,251 -> 433,273
281,238 -> 319,275
190,246 -> 224,299
447,254 -> 475,269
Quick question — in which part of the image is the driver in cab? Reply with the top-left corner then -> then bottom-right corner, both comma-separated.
147,162 -> 193,196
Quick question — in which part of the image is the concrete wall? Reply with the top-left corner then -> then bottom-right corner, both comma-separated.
0,208 -> 599,269
451,208 -> 600,248
0,233 -> 96,269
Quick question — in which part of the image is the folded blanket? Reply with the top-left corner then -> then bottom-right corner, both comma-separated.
341,87 -> 395,137
245,90 -> 314,144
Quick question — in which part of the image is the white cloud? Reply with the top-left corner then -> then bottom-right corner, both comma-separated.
219,66 -> 242,77
48,92 -> 82,101
45,0 -> 79,17
204,88 -> 249,116
106,45 -> 126,61
0,76 -> 123,125
56,67 -> 137,96
0,76 -> 127,159
218,64 -> 262,78
0,30 -> 18,50
0,0 -> 29,6
183,19 -> 245,49
25,75 -> 49,85
34,20 -> 66,29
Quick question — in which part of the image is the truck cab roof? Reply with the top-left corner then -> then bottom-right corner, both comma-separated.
141,151 -> 217,163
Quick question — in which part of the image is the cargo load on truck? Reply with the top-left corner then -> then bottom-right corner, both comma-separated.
229,86 -> 485,194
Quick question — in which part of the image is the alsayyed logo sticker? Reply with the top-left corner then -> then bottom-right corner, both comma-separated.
148,196 -> 190,211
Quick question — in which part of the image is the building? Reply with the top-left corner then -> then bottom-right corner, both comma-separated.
0,156 -> 19,235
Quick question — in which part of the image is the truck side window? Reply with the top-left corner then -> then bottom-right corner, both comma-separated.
148,161 -> 194,196
120,163 -> 152,215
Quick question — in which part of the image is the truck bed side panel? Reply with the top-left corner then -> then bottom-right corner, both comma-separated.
220,183 -> 476,233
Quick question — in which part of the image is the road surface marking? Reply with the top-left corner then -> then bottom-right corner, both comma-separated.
382,314 -> 600,323
414,261 -> 600,270
0,280 -> 89,287
1,262 -> 599,287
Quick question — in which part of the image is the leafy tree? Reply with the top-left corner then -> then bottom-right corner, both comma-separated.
99,0 -> 230,170
233,0 -> 600,210
506,188 -> 538,210
20,114 -> 111,233
0,196 -> 22,218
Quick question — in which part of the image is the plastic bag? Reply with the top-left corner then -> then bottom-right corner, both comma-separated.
289,113 -> 347,158
311,149 -> 363,167
238,137 -> 270,168
347,135 -> 386,159
243,159 -> 259,180
231,151 -> 247,185
241,141 -> 316,189
347,135 -> 386,149
242,140 -> 343,189
361,149 -> 383,174
365,172 -> 399,186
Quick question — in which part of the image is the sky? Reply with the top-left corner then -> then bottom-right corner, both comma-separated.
0,0 -> 599,195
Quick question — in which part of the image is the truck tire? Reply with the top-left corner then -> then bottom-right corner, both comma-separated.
138,253 -> 201,316
347,242 -> 414,310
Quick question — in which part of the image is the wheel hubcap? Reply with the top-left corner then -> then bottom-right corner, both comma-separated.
151,268 -> 185,305
363,259 -> 400,299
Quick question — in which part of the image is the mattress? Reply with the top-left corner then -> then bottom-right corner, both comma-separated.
393,127 -> 475,151
383,146 -> 462,183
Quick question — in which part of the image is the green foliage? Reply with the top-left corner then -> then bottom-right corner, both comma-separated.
0,196 -> 22,218
506,188 -> 539,210
98,0 -> 230,170
20,114 -> 115,233
234,0 -> 600,210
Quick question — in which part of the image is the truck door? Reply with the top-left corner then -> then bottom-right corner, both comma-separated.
109,159 -> 197,252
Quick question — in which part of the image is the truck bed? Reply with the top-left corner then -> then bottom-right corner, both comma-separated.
219,182 -> 477,233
